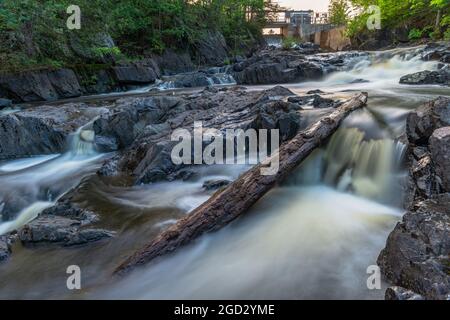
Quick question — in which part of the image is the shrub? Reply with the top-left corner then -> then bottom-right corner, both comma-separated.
408,28 -> 423,40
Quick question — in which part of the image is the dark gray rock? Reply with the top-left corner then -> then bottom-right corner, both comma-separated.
47,69 -> 82,98
172,72 -> 212,88
400,69 -> 450,86
0,69 -> 83,103
202,179 -> 231,191
98,87 -> 314,184
288,94 -> 337,108
112,64 -> 157,84
406,96 -> 450,145
0,103 -> 108,159
93,96 -> 182,150
19,215 -> 113,246
0,71 -> 59,102
429,127 -> 450,192
193,31 -> 229,66
378,194 -> 450,300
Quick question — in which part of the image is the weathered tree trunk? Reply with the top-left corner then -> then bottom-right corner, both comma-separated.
114,92 -> 368,275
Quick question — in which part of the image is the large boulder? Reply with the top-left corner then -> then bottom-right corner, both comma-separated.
406,96 -> 450,145
400,68 -> 450,86
0,69 -> 82,102
378,194 -> 450,300
112,64 -> 157,84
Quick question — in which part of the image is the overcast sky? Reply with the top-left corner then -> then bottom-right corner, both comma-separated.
277,0 -> 330,12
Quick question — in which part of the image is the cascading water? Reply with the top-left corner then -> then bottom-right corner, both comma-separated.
0,46 -> 449,299
0,124 -> 104,235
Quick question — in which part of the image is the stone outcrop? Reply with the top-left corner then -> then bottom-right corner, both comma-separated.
378,96 -> 450,300
96,86 -> 317,184
400,68 -> 450,86
0,103 -> 109,160
19,192 -> 113,247
232,49 -> 368,85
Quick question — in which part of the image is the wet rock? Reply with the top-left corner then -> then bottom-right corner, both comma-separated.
429,127 -> 450,192
0,103 -> 108,160
0,235 -> 11,262
232,49 -> 328,85
385,287 -> 425,300
172,72 -> 213,88
292,42 -> 321,55
406,96 -> 450,145
0,98 -> 12,109
378,194 -> 450,300
421,43 -> 450,62
256,85 -> 295,102
288,94 -> 337,108
99,87 -> 316,184
202,179 -> 231,191
400,69 -> 450,86
306,89 -> 325,94
19,215 -> 113,246
18,197 -> 113,247
350,78 -> 370,84
93,96 -> 182,150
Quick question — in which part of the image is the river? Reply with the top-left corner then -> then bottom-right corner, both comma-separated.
0,46 -> 448,299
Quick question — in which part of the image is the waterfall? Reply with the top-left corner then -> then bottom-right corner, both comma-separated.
288,128 -> 406,205
67,124 -> 97,157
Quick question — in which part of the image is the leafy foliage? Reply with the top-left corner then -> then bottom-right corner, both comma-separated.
0,0 -> 266,72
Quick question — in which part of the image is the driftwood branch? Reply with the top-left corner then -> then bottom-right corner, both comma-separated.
114,92 -> 368,275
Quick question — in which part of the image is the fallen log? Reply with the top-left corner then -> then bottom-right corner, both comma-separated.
114,92 -> 368,275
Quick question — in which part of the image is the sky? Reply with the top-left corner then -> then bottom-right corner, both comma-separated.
277,0 -> 330,12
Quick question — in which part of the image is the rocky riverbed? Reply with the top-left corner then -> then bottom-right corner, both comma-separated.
0,43 -> 449,299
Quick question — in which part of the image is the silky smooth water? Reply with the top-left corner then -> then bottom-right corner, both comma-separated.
0,47 -> 449,299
